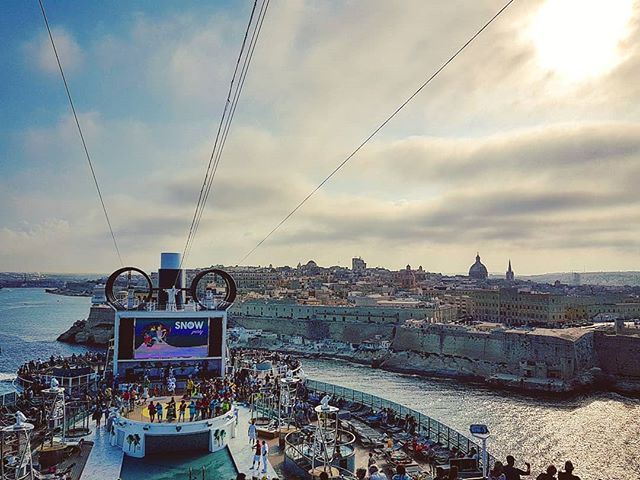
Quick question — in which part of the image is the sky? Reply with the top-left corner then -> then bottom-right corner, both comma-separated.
1,0 -> 639,275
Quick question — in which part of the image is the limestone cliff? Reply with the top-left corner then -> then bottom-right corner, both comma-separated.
231,315 -> 640,393
57,305 -> 115,346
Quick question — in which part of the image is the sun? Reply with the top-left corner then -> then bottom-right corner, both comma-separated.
528,0 -> 634,82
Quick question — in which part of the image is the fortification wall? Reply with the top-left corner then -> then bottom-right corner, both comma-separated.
390,325 -> 590,381
231,315 -> 394,343
594,332 -> 640,378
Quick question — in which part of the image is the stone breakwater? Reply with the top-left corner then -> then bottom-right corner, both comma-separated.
57,308 -> 640,394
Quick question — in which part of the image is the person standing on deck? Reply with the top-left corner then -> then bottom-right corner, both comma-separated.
558,461 -> 581,480
188,400 -> 196,421
504,455 -> 531,480
248,419 -> 257,446
391,464 -> 412,480
148,401 -> 156,422
156,402 -> 163,422
536,465 -> 558,480
369,465 -> 389,480
260,440 -> 269,473
92,405 -> 103,428
178,400 -> 186,422
251,441 -> 262,471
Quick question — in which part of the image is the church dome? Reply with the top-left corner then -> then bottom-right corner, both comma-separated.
469,253 -> 488,280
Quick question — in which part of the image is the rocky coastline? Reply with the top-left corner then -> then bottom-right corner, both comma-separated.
232,336 -> 635,396
56,305 -> 114,346
45,289 -> 92,297
56,308 -> 640,395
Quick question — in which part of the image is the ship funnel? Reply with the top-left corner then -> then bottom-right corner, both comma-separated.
158,252 -> 185,308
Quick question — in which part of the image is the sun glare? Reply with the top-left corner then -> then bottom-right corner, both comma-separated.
529,0 -> 634,82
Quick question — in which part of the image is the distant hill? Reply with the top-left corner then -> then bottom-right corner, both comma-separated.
517,271 -> 640,287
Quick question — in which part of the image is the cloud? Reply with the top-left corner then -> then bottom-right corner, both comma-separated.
355,122 -> 640,197
24,27 -> 84,75
4,1 -> 640,274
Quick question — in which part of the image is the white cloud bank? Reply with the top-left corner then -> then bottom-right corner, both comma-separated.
3,1 -> 640,274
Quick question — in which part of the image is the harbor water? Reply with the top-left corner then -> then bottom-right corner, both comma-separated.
0,288 -> 97,391
0,288 -> 638,479
302,358 -> 640,480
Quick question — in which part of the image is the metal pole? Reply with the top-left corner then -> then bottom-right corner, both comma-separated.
482,437 -> 487,479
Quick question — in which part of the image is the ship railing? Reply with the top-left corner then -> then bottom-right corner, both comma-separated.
0,390 -> 17,407
14,372 -> 99,395
306,379 -> 496,469
284,440 -> 359,480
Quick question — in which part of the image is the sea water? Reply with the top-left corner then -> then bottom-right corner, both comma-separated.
0,288 -> 97,392
303,358 -> 640,480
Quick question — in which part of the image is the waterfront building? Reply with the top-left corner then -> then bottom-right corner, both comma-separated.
232,300 -> 435,324
440,288 -> 568,326
225,267 -> 281,292
91,284 -> 107,304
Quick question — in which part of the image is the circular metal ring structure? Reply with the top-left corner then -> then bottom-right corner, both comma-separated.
105,266 -> 153,311
190,268 -> 237,311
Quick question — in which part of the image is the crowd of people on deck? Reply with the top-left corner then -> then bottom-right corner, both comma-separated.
5,353 -> 106,432
9,350 -> 584,480
347,453 -> 582,480
17,352 -> 105,380
485,455 -> 581,480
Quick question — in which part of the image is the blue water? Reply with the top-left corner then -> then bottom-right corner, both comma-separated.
0,288 -> 101,390
119,448 -> 237,480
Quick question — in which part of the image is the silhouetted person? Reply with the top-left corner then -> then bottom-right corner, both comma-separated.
490,461 -> 506,480
504,455 -> 531,480
448,465 -> 460,480
536,465 -> 557,480
558,461 -> 580,480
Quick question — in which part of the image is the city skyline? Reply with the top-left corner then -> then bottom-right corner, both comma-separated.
1,1 -> 639,274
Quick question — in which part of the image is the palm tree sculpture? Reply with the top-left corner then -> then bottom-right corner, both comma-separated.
133,434 -> 141,452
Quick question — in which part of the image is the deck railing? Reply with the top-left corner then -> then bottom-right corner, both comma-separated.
0,390 -> 16,407
14,372 -> 99,396
306,379 -> 496,469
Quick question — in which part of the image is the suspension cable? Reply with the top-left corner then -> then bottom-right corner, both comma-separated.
37,0 -> 124,266
186,0 -> 270,262
180,0 -> 270,269
239,0 -> 516,264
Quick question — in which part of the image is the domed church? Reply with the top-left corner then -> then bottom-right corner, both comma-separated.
468,252 -> 488,280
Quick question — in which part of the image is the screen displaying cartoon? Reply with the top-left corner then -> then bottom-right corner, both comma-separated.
134,318 -> 209,360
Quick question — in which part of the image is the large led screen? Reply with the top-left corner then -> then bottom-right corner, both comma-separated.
134,318 -> 209,360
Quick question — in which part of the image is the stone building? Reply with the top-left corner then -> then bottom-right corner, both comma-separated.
468,253 -> 488,280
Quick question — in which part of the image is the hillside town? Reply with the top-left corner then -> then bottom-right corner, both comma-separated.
52,254 -> 640,394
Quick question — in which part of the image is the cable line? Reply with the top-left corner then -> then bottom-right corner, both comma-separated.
186,0 -> 270,262
182,0 -> 259,263
239,0 -> 516,264
180,0 -> 270,268
37,0 -> 124,266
